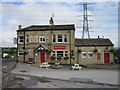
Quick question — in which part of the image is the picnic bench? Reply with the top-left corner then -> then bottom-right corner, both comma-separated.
39,62 -> 50,69
50,63 -> 62,69
71,64 -> 82,70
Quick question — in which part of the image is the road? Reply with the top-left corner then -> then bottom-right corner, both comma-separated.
1,58 -> 119,89
2,58 -> 17,88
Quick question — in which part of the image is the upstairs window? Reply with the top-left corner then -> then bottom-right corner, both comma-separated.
39,36 -> 46,43
64,35 -> 67,42
26,35 -> 29,43
57,35 -> 62,43
52,35 -> 56,43
18,36 -> 24,44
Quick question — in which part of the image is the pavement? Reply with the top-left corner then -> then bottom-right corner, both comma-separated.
11,63 -> 119,86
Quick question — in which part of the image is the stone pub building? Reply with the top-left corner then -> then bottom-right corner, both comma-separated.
16,17 -> 114,65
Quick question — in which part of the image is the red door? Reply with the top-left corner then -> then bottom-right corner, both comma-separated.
40,53 -> 45,63
104,53 -> 110,64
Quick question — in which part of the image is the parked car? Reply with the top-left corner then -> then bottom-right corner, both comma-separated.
4,55 -> 10,58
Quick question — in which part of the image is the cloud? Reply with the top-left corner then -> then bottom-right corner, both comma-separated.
1,2 -> 118,47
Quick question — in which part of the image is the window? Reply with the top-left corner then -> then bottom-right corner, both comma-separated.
39,36 -> 46,43
57,51 -> 63,57
52,51 -> 55,56
57,35 -> 62,43
65,51 -> 68,56
18,36 -> 24,44
88,51 -> 93,58
82,51 -> 87,58
52,35 -> 56,42
26,36 -> 29,43
18,51 -> 23,56
64,35 -> 67,42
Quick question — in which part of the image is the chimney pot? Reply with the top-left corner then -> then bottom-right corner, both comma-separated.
49,17 -> 54,25
18,25 -> 22,29
98,36 -> 100,39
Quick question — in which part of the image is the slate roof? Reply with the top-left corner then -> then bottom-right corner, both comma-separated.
17,24 -> 75,32
75,38 -> 114,46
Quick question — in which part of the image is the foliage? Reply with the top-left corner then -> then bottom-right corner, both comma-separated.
93,48 -> 98,53
57,55 -> 62,60
78,49 -> 82,53
48,48 -> 53,53
64,56 -> 69,60
24,51 -> 28,54
51,55 -> 56,60
110,48 -> 115,53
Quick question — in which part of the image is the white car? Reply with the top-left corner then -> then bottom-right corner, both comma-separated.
72,64 -> 82,70
39,62 -> 50,69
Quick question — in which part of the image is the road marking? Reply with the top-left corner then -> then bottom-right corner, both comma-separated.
2,66 -> 7,69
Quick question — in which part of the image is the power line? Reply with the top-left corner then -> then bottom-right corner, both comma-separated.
77,3 -> 95,39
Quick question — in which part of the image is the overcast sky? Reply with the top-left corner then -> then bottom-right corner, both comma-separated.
0,0 -> 119,47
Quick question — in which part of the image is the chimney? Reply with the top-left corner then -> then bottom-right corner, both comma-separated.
18,25 -> 22,29
49,17 -> 54,25
98,36 -> 100,39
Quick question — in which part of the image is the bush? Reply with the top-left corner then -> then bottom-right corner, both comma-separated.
64,56 -> 69,60
48,48 -> 53,53
78,49 -> 82,53
51,55 -> 56,60
57,55 -> 62,60
93,48 -> 98,53
110,48 -> 115,53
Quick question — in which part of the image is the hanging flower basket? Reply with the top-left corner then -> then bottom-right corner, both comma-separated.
51,55 -> 56,60
93,48 -> 98,53
48,48 -> 53,53
57,55 -> 62,60
64,56 -> 69,60
78,49 -> 82,53
24,51 -> 28,54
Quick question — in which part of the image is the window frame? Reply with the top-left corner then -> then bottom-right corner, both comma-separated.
64,35 -> 67,42
57,35 -> 63,43
39,36 -> 46,43
88,51 -> 94,58
52,35 -> 56,43
18,36 -> 24,44
52,50 -> 69,58
26,35 -> 29,43
82,51 -> 87,58
18,51 -> 24,56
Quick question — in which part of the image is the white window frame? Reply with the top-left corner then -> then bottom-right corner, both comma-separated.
64,35 -> 67,43
88,51 -> 94,58
52,35 -> 56,43
52,50 -> 69,58
18,51 -> 24,56
82,51 -> 87,58
26,35 -> 29,43
57,35 -> 63,43
18,36 -> 24,44
64,51 -> 68,56
39,36 -> 46,43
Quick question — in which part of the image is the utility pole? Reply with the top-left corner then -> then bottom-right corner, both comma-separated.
77,3 -> 94,38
